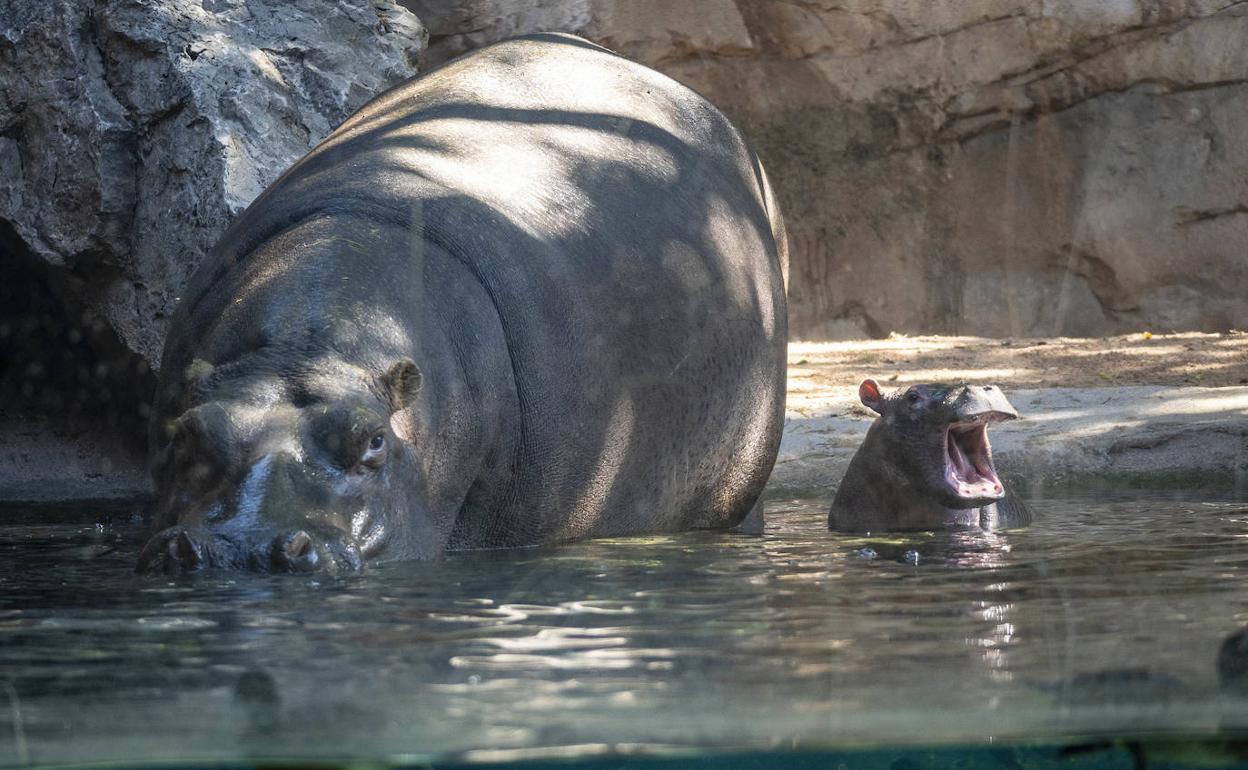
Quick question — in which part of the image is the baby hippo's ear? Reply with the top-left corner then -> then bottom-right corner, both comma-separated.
859,379 -> 883,414
383,358 -> 422,412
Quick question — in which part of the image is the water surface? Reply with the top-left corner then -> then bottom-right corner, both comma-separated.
1,492 -> 1247,766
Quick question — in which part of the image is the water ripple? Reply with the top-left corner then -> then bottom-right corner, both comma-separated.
0,491 -> 1246,763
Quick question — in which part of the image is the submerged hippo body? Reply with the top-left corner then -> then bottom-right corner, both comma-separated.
828,380 -> 1031,533
140,34 -> 788,572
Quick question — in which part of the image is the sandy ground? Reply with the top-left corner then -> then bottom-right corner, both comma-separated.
788,331 -> 1248,402
3,333 -> 1246,503
774,332 -> 1248,495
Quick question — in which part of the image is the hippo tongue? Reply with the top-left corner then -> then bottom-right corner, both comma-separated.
944,423 -> 1004,500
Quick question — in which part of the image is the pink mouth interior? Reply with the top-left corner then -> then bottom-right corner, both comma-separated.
944,421 -> 1004,500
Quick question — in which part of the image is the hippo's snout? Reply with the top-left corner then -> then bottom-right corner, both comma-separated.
270,530 -> 319,572
137,526 -> 360,574
954,384 -> 1019,423
953,386 -> 1023,424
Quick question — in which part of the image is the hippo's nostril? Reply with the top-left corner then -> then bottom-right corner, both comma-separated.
272,530 -> 319,572
286,530 -> 313,559
165,531 -> 204,572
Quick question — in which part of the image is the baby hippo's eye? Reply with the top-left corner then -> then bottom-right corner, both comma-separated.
369,433 -> 385,452
906,390 -> 922,404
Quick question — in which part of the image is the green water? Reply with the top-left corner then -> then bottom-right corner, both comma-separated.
1,492 -> 1247,768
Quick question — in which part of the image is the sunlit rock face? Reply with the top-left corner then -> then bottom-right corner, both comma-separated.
0,0 -> 427,369
406,0 -> 1248,339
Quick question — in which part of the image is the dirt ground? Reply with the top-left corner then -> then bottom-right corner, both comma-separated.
788,331 -> 1248,392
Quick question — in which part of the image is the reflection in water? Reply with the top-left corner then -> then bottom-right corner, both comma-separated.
1,493 -> 1247,765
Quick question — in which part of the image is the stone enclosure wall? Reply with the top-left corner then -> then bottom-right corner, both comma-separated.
408,0 -> 1248,340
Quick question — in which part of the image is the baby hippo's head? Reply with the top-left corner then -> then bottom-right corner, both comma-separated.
857,379 -> 1019,509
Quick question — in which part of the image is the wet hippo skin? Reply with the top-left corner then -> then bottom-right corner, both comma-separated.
139,34 -> 789,573
828,379 -> 1032,533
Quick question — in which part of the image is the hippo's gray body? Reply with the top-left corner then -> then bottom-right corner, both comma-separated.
141,34 -> 788,571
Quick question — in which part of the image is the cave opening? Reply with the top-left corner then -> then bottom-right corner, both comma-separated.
0,221 -> 156,502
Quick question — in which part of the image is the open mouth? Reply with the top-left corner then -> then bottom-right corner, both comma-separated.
944,418 -> 1005,501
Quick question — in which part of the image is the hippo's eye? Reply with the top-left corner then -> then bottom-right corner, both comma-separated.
359,431 -> 387,469
906,390 -> 922,404
308,403 -> 391,470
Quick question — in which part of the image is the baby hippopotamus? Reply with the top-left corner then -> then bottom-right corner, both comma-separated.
828,379 -> 1031,532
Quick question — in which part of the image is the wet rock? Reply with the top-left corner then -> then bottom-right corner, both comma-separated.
1219,625 -> 1248,694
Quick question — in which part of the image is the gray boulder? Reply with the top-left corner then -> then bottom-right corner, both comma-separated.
0,0 -> 427,367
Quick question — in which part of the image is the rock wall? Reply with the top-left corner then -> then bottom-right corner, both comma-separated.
0,0 -> 426,500
1,0 -> 426,368
407,0 -> 1248,339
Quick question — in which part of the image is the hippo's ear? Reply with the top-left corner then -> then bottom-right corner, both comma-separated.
859,379 -> 883,414
383,357 -> 422,412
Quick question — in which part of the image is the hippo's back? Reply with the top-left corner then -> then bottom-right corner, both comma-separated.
209,34 -> 789,547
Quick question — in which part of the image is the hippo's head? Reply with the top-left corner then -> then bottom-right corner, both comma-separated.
138,357 -> 434,573
858,379 -> 1018,509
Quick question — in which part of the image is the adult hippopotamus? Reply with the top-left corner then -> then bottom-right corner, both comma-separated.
828,380 -> 1031,532
138,33 -> 788,572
